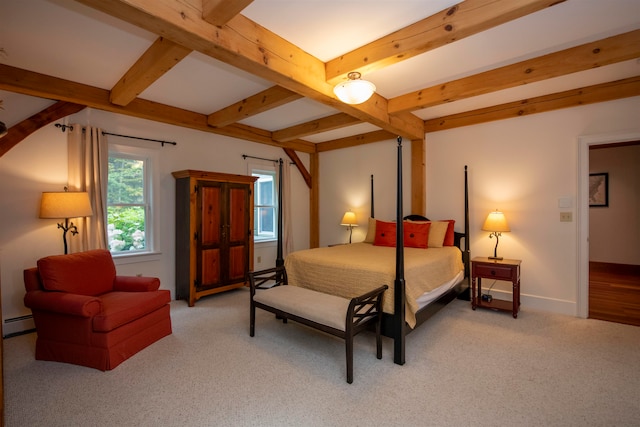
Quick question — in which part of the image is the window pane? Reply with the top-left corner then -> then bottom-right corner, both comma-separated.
107,206 -> 146,251
108,157 -> 144,204
258,179 -> 273,205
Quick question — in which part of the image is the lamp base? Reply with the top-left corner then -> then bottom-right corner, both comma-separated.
488,256 -> 503,260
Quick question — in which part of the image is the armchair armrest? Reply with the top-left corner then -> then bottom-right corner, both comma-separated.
24,290 -> 102,317
113,275 -> 161,292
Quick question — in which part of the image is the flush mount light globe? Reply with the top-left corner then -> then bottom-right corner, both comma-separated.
333,72 -> 376,104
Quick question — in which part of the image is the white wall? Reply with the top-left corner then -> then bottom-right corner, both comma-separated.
0,109 -> 310,332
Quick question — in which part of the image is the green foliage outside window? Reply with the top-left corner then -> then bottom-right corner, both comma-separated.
108,156 -> 146,252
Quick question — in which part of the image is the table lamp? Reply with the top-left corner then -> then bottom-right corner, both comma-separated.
482,210 -> 510,260
340,211 -> 358,243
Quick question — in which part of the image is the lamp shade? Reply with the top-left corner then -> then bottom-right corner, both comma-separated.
340,211 -> 358,226
482,210 -> 510,232
333,72 -> 376,104
40,191 -> 94,219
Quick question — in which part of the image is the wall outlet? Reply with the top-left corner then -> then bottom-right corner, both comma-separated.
257,256 -> 262,264
560,212 -> 572,222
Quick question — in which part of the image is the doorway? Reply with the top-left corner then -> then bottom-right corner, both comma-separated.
577,132 -> 640,322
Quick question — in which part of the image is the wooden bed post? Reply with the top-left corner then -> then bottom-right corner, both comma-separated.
394,136 -> 406,366
276,158 -> 284,268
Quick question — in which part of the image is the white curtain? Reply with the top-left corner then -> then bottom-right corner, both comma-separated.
281,160 -> 294,257
67,124 -> 108,252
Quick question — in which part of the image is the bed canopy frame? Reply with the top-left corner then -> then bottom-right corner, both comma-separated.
274,137 -> 470,365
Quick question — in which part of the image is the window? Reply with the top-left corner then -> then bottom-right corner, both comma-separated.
107,144 -> 158,255
252,167 -> 277,242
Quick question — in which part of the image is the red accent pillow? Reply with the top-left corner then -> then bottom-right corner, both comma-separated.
404,221 -> 430,249
442,220 -> 456,246
373,220 -> 396,247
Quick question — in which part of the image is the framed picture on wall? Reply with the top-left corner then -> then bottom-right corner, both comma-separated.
589,173 -> 608,207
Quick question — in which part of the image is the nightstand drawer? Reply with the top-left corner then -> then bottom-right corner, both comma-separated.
473,264 -> 514,280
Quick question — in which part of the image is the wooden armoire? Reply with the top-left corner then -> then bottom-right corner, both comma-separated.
173,170 -> 257,306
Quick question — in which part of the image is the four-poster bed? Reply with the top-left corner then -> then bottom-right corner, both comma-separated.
273,137 -> 470,365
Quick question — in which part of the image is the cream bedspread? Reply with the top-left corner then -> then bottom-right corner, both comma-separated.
284,242 -> 463,328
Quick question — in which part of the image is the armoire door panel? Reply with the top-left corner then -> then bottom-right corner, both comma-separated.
228,245 -> 246,281
229,186 -> 247,242
200,185 -> 221,246
200,248 -> 221,289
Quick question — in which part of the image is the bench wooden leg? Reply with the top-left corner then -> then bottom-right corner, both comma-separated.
250,302 -> 256,337
346,334 -> 354,384
376,321 -> 382,359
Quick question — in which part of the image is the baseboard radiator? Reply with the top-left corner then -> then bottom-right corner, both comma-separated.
3,314 -> 35,338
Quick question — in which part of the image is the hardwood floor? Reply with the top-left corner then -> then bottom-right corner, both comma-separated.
589,262 -> 640,326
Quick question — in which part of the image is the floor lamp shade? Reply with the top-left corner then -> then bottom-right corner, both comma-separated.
40,191 -> 94,254
40,191 -> 94,219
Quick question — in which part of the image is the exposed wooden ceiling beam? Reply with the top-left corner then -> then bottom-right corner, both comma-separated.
0,101 -> 86,158
273,113 -> 361,143
0,64 -> 316,153
325,0 -> 566,84
315,130 -> 396,153
423,76 -> 640,132
207,85 -> 302,127
389,29 -> 640,114
73,0 -> 424,140
202,0 -> 254,27
110,37 -> 192,106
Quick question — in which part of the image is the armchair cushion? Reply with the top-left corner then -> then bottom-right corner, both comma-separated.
93,291 -> 170,332
37,249 -> 116,296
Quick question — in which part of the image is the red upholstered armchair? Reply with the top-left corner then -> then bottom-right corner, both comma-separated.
23,249 -> 172,370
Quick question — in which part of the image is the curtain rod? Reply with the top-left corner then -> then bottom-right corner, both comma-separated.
242,154 -> 295,165
55,124 -> 177,147
242,154 -> 282,163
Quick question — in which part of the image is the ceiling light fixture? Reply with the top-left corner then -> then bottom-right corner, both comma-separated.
333,72 -> 376,105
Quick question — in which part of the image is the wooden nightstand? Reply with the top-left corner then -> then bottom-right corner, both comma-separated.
471,257 -> 521,318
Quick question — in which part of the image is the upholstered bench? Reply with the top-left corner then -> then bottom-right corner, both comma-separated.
249,266 -> 387,384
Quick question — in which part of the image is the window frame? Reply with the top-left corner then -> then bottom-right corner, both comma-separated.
107,143 -> 160,259
250,162 -> 278,244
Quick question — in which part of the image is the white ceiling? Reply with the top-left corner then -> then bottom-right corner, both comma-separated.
1,0 -> 639,143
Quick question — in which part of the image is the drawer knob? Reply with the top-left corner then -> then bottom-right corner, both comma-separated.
491,270 -> 496,275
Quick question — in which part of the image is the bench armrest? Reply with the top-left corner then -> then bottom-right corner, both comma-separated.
24,290 -> 102,317
249,266 -> 288,296
347,285 -> 388,329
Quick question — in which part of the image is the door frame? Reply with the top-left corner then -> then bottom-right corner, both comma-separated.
576,129 -> 640,318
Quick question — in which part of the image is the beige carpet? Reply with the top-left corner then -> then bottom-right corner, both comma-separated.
4,287 -> 640,426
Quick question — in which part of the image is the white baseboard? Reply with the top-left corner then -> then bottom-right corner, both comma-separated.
3,315 -> 35,337
488,289 -> 577,317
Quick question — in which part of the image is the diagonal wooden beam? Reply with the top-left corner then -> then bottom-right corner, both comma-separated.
325,0 -> 566,84
283,148 -> 312,189
315,130 -> 395,153
0,64 -> 315,153
110,37 -> 192,106
207,85 -> 302,127
202,0 -> 254,27
423,76 -> 640,132
389,29 -> 640,114
0,101 -> 86,158
74,0 -> 424,140
273,113 -> 361,142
